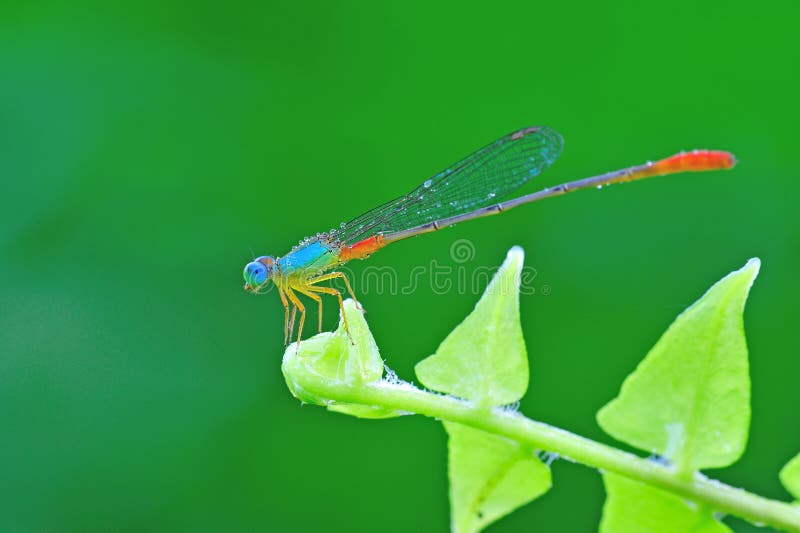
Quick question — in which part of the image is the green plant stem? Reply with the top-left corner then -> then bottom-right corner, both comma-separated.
299,375 -> 800,532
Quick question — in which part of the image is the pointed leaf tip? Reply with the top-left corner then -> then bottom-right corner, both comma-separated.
415,247 -> 529,407
780,452 -> 800,500
597,259 -> 759,474
507,245 -> 525,264
744,256 -> 760,269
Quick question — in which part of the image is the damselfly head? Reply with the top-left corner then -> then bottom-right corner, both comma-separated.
243,255 -> 275,292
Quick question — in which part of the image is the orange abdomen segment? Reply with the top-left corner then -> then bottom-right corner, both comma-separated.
339,235 -> 387,262
648,150 -> 736,176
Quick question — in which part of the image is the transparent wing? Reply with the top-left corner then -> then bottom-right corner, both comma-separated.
331,126 -> 563,245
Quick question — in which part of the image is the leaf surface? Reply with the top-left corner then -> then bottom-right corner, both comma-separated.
446,422 -> 550,533
600,473 -> 731,533
416,246 -> 528,407
597,259 -> 759,473
282,299 -> 403,418
780,452 -> 800,500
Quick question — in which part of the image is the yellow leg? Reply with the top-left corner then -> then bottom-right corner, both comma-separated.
278,287 -> 291,345
308,271 -> 360,310
293,286 -> 324,333
284,286 -> 306,345
288,306 -> 297,345
306,284 -> 352,342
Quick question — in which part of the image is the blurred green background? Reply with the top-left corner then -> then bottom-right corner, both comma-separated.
1,1 -> 798,531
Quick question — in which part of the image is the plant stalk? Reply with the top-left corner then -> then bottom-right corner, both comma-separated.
297,375 -> 800,532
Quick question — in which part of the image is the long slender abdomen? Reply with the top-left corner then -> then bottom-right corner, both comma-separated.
337,149 -> 736,257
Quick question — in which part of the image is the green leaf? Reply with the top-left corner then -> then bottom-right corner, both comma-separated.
415,246 -> 528,407
281,299 -> 403,418
600,473 -> 731,533
780,452 -> 800,500
445,422 -> 551,533
597,259 -> 759,474
415,248 -> 545,532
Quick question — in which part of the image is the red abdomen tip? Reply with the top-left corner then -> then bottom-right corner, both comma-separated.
654,150 -> 737,173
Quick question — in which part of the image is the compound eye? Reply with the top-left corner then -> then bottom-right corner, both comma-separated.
244,261 -> 268,285
256,255 -> 275,268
